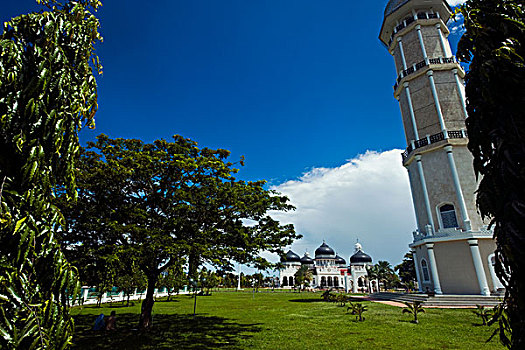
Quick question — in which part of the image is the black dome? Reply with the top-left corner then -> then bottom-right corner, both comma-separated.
350,250 -> 372,264
281,250 -> 301,263
300,253 -> 314,265
384,0 -> 410,17
335,255 -> 346,265
315,242 -> 335,258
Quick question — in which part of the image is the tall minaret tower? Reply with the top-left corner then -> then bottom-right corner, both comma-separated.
379,0 -> 501,296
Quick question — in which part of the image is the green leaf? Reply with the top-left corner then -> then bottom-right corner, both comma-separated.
14,217 -> 27,234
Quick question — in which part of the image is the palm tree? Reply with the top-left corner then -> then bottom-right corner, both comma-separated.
369,261 -> 396,291
403,301 -> 425,324
348,302 -> 368,322
367,265 -> 379,291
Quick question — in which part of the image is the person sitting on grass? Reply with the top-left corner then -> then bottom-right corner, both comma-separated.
106,311 -> 117,331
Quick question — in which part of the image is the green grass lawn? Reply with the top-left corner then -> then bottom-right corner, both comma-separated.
71,291 -> 503,349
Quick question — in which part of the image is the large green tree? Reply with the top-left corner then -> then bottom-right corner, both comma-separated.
59,134 -> 298,329
457,0 -> 525,347
0,0 -> 101,348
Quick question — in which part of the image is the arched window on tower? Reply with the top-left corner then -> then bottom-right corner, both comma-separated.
439,204 -> 459,228
282,277 -> 288,286
289,276 -> 294,286
421,259 -> 430,282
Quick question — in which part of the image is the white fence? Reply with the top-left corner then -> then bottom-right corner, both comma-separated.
76,286 -> 191,306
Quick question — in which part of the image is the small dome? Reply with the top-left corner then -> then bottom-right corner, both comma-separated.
281,250 -> 301,263
301,252 -> 314,265
335,255 -> 346,266
384,0 -> 410,17
315,242 -> 335,258
350,250 -> 372,264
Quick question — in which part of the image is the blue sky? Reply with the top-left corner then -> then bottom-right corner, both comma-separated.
2,0 -> 467,266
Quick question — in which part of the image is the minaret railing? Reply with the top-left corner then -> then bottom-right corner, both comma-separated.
412,227 -> 492,242
393,56 -> 457,91
402,129 -> 468,162
388,11 -> 441,47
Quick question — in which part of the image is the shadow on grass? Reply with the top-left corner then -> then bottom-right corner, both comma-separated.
288,298 -> 324,303
73,313 -> 262,349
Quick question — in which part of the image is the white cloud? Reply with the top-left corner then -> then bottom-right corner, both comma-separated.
269,149 -> 416,267
447,0 -> 467,6
448,12 -> 466,35
449,24 -> 466,35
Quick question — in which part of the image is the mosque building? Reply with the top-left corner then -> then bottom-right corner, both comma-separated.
379,0 -> 502,295
279,241 -> 377,293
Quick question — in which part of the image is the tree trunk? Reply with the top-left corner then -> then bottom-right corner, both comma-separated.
139,275 -> 157,329
188,252 -> 199,280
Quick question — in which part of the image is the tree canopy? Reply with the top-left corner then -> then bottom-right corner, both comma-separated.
58,134 -> 299,328
457,0 -> 525,347
0,0 -> 102,348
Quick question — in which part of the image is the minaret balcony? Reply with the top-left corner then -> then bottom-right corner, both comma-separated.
411,226 -> 493,244
388,12 -> 440,47
402,129 -> 468,164
393,56 -> 459,91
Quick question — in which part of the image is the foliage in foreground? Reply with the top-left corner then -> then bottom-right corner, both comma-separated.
473,304 -> 493,326
487,303 -> 513,346
58,134 -> 299,329
0,0 -> 102,348
457,0 -> 525,347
